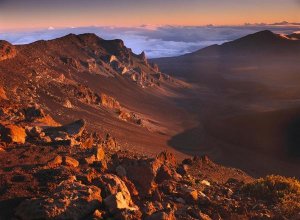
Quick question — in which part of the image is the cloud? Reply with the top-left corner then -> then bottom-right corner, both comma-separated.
1,24 -> 300,58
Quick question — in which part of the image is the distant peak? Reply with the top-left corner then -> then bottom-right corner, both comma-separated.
232,30 -> 284,44
249,30 -> 276,38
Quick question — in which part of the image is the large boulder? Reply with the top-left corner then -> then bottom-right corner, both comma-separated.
15,179 -> 102,220
58,119 -> 85,138
98,174 -> 139,214
42,119 -> 86,144
0,123 -> 26,144
0,40 -> 17,61
121,151 -> 178,195
24,106 -> 59,126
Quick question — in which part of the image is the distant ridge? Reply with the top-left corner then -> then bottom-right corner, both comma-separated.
184,30 -> 300,57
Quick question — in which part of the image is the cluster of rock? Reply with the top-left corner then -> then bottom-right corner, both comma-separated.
55,34 -> 172,88
0,104 -> 298,219
40,80 -> 145,126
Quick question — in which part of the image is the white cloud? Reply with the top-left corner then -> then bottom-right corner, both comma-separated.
1,25 -> 299,58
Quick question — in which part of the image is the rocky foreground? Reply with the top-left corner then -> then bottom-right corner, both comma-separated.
0,102 -> 299,220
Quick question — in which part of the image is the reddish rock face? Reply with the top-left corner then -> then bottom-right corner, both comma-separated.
0,41 -> 17,61
100,93 -> 121,110
0,87 -> 7,100
0,123 -> 26,144
117,151 -> 178,196
156,151 -> 177,167
99,174 -> 139,216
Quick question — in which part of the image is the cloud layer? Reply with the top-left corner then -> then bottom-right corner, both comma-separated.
1,24 -> 299,58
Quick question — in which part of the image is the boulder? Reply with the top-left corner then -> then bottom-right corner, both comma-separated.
125,158 -> 158,195
155,165 -> 173,184
180,186 -> 198,203
59,119 -> 85,138
199,212 -> 212,220
43,119 -> 85,142
0,123 -> 26,144
99,174 -> 138,214
63,99 -> 73,108
15,180 -> 102,220
85,155 -> 97,165
63,156 -> 79,168
47,155 -> 63,167
201,180 -> 211,187
104,192 -> 138,214
176,164 -> 189,175
24,106 -> 59,126
104,134 -> 119,150
124,151 -> 178,195
122,177 -> 139,196
82,136 -> 94,148
0,86 -> 8,100
24,106 -> 44,121
92,209 -> 104,219
96,145 -> 105,160
156,151 -> 177,167
84,145 -> 105,165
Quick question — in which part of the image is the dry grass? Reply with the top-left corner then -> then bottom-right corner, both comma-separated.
243,175 -> 300,216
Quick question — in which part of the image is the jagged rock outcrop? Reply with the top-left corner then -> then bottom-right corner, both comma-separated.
0,123 -> 26,144
138,51 -> 148,65
98,174 -> 140,216
100,93 -> 121,110
0,41 -> 17,61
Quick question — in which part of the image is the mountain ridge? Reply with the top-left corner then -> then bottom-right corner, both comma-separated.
184,30 -> 300,58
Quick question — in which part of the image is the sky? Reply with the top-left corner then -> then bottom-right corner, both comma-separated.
0,0 -> 299,30
0,0 -> 300,58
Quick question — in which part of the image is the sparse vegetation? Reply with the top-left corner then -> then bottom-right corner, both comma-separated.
243,175 -> 300,216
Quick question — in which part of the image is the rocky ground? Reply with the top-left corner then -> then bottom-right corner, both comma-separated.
0,102 -> 299,220
0,33 -> 300,220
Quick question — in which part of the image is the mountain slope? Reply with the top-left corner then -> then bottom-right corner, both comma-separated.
0,33 -> 192,157
186,30 -> 300,58
153,30 -> 300,178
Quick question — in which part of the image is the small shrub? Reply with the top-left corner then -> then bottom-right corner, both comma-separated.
243,175 -> 300,216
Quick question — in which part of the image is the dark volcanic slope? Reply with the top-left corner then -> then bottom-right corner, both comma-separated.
0,34 -> 192,158
153,30 -> 300,178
